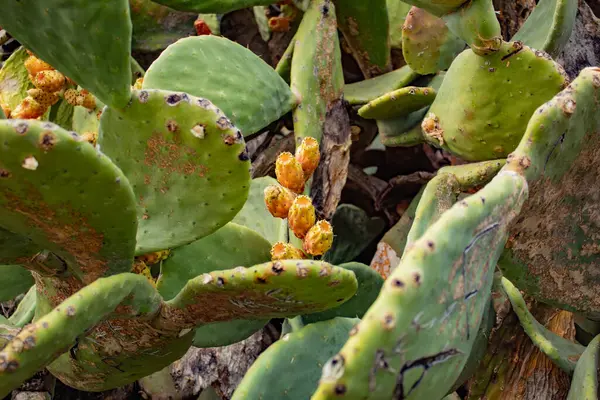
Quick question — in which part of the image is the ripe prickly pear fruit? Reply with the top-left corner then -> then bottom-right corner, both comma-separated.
32,69 -> 65,92
194,18 -> 212,36
27,88 -> 59,108
275,151 -> 305,193
24,54 -> 53,76
269,16 -> 291,32
270,241 -> 306,260
79,89 -> 96,110
264,184 -> 296,219
131,260 -> 156,287
303,220 -> 333,256
288,195 -> 317,239
295,137 -> 320,179
137,249 -> 171,265
80,132 -> 98,146
11,97 -> 45,119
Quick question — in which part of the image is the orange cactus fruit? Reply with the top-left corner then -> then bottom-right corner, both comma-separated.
194,19 -> 212,35
24,55 -> 54,76
268,16 -> 291,32
11,97 -> 45,119
32,70 -> 65,93
264,184 -> 295,219
27,89 -> 59,109
80,132 -> 98,146
270,242 -> 306,261
275,151 -> 305,193
79,90 -> 96,110
303,220 -> 334,256
295,137 -> 320,178
288,195 -> 317,239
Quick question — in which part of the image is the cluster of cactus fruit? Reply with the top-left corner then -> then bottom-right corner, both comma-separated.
0,0 -> 599,399
265,137 -> 334,259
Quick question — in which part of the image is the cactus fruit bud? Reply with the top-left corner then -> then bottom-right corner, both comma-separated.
288,195 -> 317,239
133,77 -> 144,90
270,241 -> 306,260
264,184 -> 296,218
32,70 -> 66,92
24,55 -> 53,76
295,137 -> 320,178
11,97 -> 45,119
303,220 -> 333,256
275,151 -> 305,193
27,89 -> 59,109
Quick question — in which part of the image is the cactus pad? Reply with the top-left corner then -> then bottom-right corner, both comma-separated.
0,228 -> 40,265
0,0 -> 132,108
498,68 -> 600,316
155,260 -> 358,329
0,120 -> 138,283
567,334 -> 600,399
302,263 -> 383,324
99,89 -> 250,254
232,318 -> 357,400
232,177 -> 288,245
150,0 -> 273,13
502,277 -> 584,373
312,169 -> 527,399
344,65 -> 419,105
387,0 -> 412,49
334,0 -> 392,78
402,7 -> 465,75
512,0 -> 577,57
0,265 -> 33,302
422,41 -> 568,161
142,36 -> 295,136
0,48 -> 33,117
358,86 -> 437,120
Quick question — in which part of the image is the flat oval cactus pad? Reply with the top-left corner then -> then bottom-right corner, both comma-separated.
0,119 -> 138,282
99,89 -> 251,254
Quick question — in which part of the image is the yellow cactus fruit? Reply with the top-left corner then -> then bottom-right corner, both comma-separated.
295,137 -> 320,178
80,132 -> 98,146
32,70 -> 65,92
270,241 -> 306,260
264,184 -> 296,219
275,151 -> 305,194
24,55 -> 54,76
303,220 -> 333,256
11,97 -> 46,119
27,89 -> 59,109
131,260 -> 156,287
288,195 -> 317,239
137,249 -> 171,265
79,89 -> 96,110
63,88 -> 80,106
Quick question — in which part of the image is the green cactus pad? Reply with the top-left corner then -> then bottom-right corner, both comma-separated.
324,205 -> 385,265
402,7 -> 465,75
99,89 -> 250,254
155,260 -> 358,330
567,334 -> 600,400
8,285 -> 36,328
442,0 -> 502,56
358,86 -> 437,120
422,41 -> 568,162
498,68 -> 600,316
150,0 -> 273,13
291,0 -> 344,142
387,0 -> 412,49
502,277 -> 584,373
47,99 -> 74,131
312,169 -> 528,399
0,227 -> 40,265
303,263 -> 383,324
512,0 -> 577,57
156,223 -> 271,348
0,1 -> 132,108
142,36 -> 295,136
0,119 -> 138,283
130,0 -> 197,53
232,177 -> 288,245
276,37 -> 296,84
0,265 -> 33,302
157,223 -> 271,300
334,0 -> 392,78
232,317 -> 357,400
0,273 -> 163,397
344,65 -> 419,105
0,47 -> 33,116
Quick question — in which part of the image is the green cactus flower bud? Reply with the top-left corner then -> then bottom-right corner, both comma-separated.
288,195 -> 317,239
